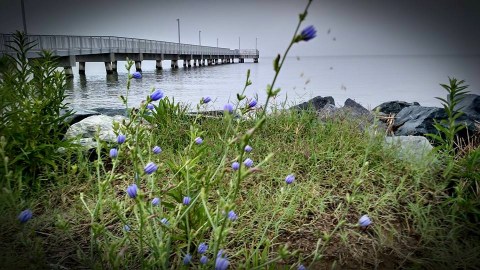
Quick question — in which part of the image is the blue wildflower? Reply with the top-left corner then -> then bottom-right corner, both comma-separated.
132,71 -> 142,79
126,184 -> 138,198
183,254 -> 192,265
147,103 -> 154,110
224,103 -> 234,113
217,249 -> 226,258
202,96 -> 212,104
231,162 -> 240,171
215,256 -> 229,270
144,162 -> 158,174
195,137 -> 203,145
117,134 -> 126,144
18,209 -> 32,224
359,214 -> 372,228
248,99 -> 257,108
109,148 -> 118,158
198,242 -> 208,254
152,197 -> 160,206
152,146 -> 162,154
300,25 -> 317,41
124,225 -> 130,232
244,145 -> 253,152
150,89 -> 164,101
243,158 -> 253,168
183,196 -> 191,206
228,210 -> 237,221
200,255 -> 209,264
160,218 -> 169,225
298,264 -> 307,270
285,174 -> 295,184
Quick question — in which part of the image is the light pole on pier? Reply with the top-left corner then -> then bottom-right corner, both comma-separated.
238,36 -> 240,50
216,38 -> 218,48
199,30 -> 201,46
256,37 -> 257,50
21,0 -> 27,34
176,18 -> 181,53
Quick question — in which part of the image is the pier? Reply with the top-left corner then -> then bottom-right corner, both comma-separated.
0,34 -> 259,76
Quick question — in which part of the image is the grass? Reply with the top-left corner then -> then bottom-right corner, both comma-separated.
1,106 -> 478,269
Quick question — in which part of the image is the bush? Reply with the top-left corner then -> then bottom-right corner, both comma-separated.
0,31 -> 75,189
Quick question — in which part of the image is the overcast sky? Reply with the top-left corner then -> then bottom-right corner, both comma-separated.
1,0 -> 479,57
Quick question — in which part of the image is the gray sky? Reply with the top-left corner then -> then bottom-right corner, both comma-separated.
1,0 -> 479,57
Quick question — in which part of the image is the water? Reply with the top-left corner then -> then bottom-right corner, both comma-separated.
65,55 -> 480,112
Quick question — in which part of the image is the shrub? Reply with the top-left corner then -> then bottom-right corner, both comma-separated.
0,31 -> 75,189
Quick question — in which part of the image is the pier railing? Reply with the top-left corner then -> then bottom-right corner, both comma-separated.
0,34 -> 240,57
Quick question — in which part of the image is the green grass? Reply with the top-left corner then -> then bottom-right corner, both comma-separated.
1,107 -> 478,269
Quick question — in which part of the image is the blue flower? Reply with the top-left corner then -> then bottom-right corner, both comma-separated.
298,264 -> 307,270
215,257 -> 229,270
160,218 -> 169,225
202,96 -> 212,104
152,197 -> 160,206
217,249 -> 226,258
144,162 -> 158,174
117,134 -> 126,144
152,146 -> 162,154
147,103 -> 154,110
18,209 -> 32,224
248,99 -> 257,108
127,184 -> 138,198
359,214 -> 372,228
183,196 -> 191,206
195,137 -> 203,145
285,174 -> 295,184
300,25 -> 317,41
109,148 -> 118,158
228,210 -> 237,221
200,255 -> 209,264
198,242 -> 208,254
183,254 -> 192,265
243,158 -> 253,168
244,145 -> 253,152
231,162 -> 240,171
224,103 -> 234,113
132,71 -> 142,79
124,225 -> 130,232
150,89 -> 164,101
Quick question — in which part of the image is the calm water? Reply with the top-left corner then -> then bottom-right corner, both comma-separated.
65,55 -> 480,112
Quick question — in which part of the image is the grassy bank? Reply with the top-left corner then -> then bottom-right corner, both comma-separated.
1,105 -> 479,269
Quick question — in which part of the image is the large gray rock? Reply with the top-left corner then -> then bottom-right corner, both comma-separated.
65,115 -> 127,143
373,101 -> 420,115
456,94 -> 480,121
291,96 -> 335,111
384,135 -> 433,160
341,98 -> 371,116
393,106 -> 478,137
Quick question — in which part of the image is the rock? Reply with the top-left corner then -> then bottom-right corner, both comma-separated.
384,135 -> 433,160
291,96 -> 335,111
393,106 -> 478,137
341,98 -> 371,116
456,94 -> 480,121
373,101 -> 420,115
91,108 -> 128,117
317,104 -> 338,120
64,108 -> 101,126
65,115 -> 127,143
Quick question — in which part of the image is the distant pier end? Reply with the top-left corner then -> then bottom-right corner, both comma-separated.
0,34 -> 260,77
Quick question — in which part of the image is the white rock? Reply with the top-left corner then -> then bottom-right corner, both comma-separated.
384,135 -> 433,160
65,115 -> 127,143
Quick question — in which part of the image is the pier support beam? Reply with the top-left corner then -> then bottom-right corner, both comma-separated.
156,60 -> 163,70
254,58 -> 258,63
79,62 -> 85,74
171,60 -> 178,69
187,59 -> 192,68
105,62 -> 113,74
64,66 -> 74,78
135,61 -> 142,72
193,59 -> 197,67
112,61 -> 118,72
